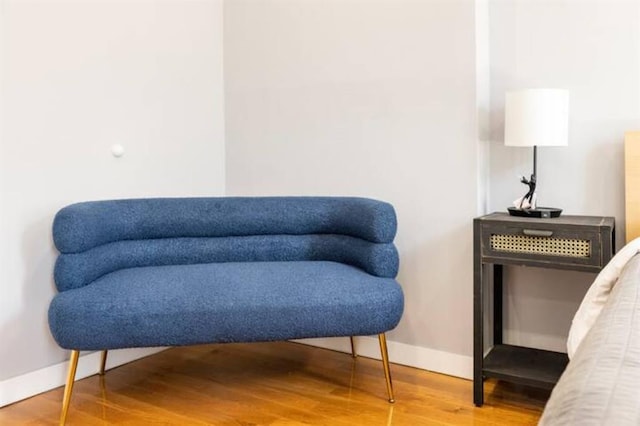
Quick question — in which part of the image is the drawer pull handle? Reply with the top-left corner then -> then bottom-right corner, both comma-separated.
523,229 -> 553,237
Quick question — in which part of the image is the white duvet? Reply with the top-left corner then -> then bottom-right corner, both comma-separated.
567,237 -> 640,358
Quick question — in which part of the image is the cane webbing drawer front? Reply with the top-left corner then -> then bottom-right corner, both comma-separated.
490,234 -> 591,258
479,222 -> 604,270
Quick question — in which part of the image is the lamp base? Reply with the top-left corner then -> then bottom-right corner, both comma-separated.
507,207 -> 562,219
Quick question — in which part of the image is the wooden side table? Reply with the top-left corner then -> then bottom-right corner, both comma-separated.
473,213 -> 615,406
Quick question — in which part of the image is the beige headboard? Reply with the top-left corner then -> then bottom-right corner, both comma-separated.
625,131 -> 640,242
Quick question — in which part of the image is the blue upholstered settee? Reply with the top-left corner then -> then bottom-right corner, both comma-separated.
48,197 -> 404,424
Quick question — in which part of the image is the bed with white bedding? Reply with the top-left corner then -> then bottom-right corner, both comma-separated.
539,252 -> 640,424
539,132 -> 640,425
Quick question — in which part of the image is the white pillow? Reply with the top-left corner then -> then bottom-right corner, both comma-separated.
567,237 -> 640,358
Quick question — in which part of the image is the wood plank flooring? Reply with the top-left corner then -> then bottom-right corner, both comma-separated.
0,341 -> 550,425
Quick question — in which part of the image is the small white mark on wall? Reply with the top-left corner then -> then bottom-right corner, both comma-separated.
111,144 -> 125,158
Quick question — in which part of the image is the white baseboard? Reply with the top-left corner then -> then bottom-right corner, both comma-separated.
294,337 -> 473,380
0,339 -> 471,408
0,347 -> 166,408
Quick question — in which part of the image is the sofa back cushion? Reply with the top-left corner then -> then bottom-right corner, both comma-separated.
53,197 -> 399,292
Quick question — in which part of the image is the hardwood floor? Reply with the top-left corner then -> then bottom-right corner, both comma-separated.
0,341 -> 549,425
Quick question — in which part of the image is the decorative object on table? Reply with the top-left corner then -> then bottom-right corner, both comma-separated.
504,88 -> 569,218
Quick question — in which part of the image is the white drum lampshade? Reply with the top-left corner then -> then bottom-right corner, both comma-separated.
505,89 -> 569,148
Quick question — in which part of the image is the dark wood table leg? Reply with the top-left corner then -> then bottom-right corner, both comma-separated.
473,221 -> 484,407
493,264 -> 503,345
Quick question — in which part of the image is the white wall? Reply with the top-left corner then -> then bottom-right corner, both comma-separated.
0,0 -> 225,387
489,0 -> 640,351
6,0 -> 634,402
225,0 -> 479,375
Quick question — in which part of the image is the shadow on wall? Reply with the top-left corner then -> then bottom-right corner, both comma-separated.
393,219 -> 473,356
0,213 -> 66,381
502,266 -> 595,353
585,133 -> 625,245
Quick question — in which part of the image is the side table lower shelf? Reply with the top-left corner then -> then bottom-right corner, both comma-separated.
483,345 -> 569,390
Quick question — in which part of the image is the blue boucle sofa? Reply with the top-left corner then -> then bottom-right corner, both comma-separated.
48,197 -> 404,424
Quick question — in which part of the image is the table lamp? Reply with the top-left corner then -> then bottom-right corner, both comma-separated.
504,88 -> 569,218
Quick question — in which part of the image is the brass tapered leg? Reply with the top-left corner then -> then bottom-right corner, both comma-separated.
60,350 -> 80,426
378,333 -> 395,403
99,350 -> 108,375
349,336 -> 357,358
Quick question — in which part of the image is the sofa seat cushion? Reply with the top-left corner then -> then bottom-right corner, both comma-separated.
49,261 -> 404,350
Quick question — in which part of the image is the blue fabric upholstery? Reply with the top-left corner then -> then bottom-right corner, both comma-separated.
53,197 -> 397,253
48,197 -> 404,351
55,235 -> 399,292
49,262 -> 404,350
